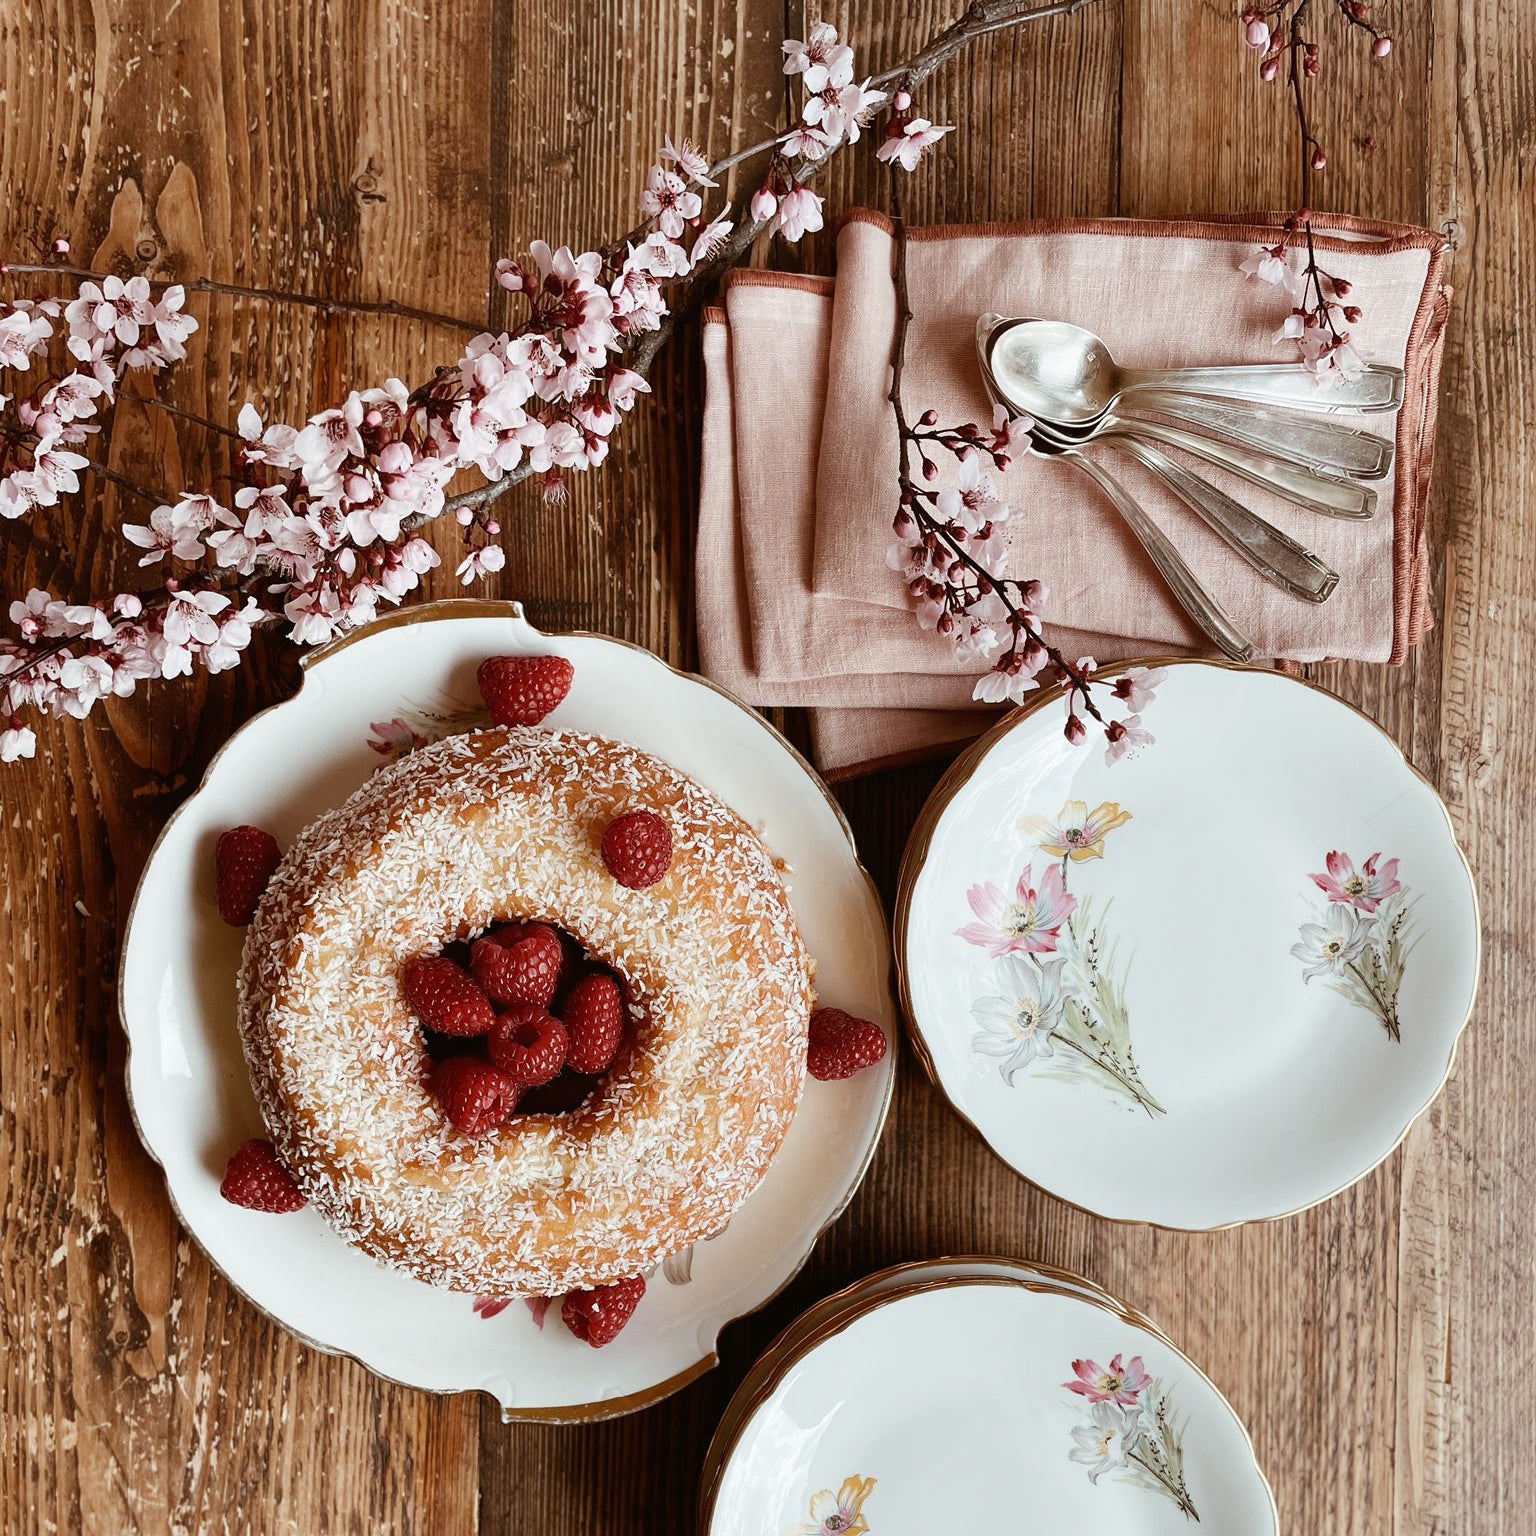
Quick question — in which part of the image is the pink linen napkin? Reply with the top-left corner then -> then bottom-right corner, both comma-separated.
695,279 -> 1197,777
814,210 -> 1449,664
695,210 -> 1449,779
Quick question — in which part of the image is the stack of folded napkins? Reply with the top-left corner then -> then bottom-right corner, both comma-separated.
697,209 -> 1450,779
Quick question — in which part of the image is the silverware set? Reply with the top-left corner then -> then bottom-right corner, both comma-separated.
975,314 -> 1404,661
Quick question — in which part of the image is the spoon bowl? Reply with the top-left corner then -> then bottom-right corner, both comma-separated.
978,313 -> 1406,420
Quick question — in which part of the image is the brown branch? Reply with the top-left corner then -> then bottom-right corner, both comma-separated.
0,262 -> 485,336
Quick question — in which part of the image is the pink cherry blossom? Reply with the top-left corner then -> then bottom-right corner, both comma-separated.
1111,665 -> 1167,712
1240,245 -> 1290,286
770,185 -> 825,242
660,133 -> 716,187
876,116 -> 955,171
640,163 -> 703,239
1103,713 -> 1154,765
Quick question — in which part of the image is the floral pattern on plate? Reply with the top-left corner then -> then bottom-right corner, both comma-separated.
1066,1353 -> 1199,1520
1291,850 -> 1419,1040
961,801 -> 1163,1116
782,1475 -> 877,1536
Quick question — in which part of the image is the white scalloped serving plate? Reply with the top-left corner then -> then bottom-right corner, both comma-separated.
119,599 -> 895,1420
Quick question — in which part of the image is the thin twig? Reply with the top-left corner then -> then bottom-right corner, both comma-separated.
80,457 -> 174,505
1,262 -> 485,336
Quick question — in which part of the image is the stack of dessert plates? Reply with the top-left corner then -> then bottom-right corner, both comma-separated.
699,1256 -> 1278,1533
897,659 -> 1479,1228
119,600 -> 896,1419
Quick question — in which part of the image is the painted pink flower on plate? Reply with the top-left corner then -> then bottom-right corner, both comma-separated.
958,861 -> 1076,957
1065,1352 -> 1152,1406
1309,850 -> 1401,912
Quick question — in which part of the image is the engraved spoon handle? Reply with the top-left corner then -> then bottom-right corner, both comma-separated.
1105,436 -> 1339,604
1119,392 -> 1395,480
1118,362 -> 1404,412
1060,447 -> 1255,662
1107,417 -> 1376,520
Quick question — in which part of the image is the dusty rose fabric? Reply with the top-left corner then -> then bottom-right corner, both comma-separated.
695,209 -> 1450,778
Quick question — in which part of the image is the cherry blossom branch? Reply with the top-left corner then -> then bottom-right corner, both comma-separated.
1237,2 -> 1393,377
0,0 -> 1109,764
443,0 -> 1108,524
882,163 -> 1160,756
1,261 -> 485,337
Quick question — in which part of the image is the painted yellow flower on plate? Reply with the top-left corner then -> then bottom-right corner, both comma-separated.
786,1474 -> 878,1536
1019,799 -> 1132,861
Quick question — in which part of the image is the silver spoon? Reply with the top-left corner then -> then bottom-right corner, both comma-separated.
1111,392 -> 1395,480
979,343 -> 1339,602
979,363 -> 1256,661
1026,431 -> 1255,661
1038,411 -> 1376,520
981,314 -> 1405,420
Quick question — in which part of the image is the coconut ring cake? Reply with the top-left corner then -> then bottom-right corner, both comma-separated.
236,724 -> 814,1296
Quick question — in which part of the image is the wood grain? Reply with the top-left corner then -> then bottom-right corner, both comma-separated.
0,1 -> 1527,1533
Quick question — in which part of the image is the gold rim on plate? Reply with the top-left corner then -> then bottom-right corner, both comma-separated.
117,597 -> 897,1423
892,655 -> 1481,1232
695,1256 -> 1277,1534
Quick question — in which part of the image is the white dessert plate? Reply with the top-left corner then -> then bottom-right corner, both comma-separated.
897,659 -> 1478,1229
697,1254 -> 1178,1517
706,1270 -> 1277,1535
119,599 -> 895,1419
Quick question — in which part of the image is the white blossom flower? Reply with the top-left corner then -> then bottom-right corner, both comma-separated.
640,164 -> 702,239
0,299 -> 57,370
456,544 -> 506,585
770,185 -> 825,242
1239,245 -> 1290,286
781,22 -> 846,78
65,274 -> 155,349
875,117 -> 954,171
0,718 -> 37,762
935,454 -> 999,533
1104,712 -> 1154,765
660,133 -> 716,186
123,500 -> 210,565
625,232 -> 691,280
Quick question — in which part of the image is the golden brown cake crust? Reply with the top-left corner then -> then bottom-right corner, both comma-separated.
236,725 -> 812,1295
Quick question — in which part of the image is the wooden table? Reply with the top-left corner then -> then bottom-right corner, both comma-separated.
2,2 -> 1528,1531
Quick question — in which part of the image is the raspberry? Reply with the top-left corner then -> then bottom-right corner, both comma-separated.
806,1007 -> 888,1081
600,810 -> 673,889
560,973 -> 625,1074
214,825 -> 283,926
488,1004 -> 568,1086
403,955 -> 496,1038
561,1274 -> 645,1347
477,654 -> 574,727
431,1056 -> 520,1136
470,923 -> 563,1007
219,1138 -> 306,1212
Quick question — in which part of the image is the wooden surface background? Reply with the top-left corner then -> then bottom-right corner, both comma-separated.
1,1 -> 1530,1532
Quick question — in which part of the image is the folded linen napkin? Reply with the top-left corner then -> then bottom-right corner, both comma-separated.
696,210 -> 1449,779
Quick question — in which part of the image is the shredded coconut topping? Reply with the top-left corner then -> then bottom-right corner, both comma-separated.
236,725 -> 813,1295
